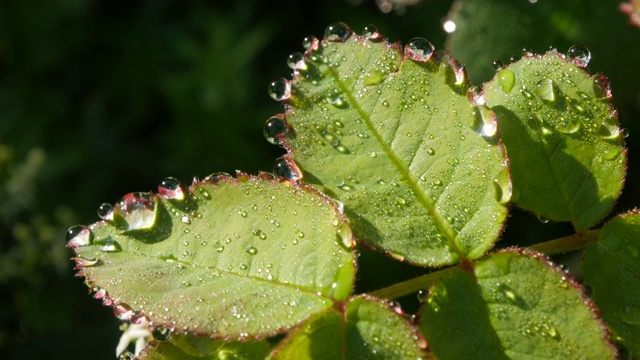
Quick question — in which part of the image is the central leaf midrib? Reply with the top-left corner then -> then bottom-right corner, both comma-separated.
326,65 -> 461,257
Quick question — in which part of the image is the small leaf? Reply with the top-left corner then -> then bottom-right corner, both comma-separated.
484,51 -> 625,230
419,250 -> 615,359
270,296 -> 426,359
139,334 -> 270,359
275,25 -> 509,266
583,210 -> 640,356
70,174 -> 355,339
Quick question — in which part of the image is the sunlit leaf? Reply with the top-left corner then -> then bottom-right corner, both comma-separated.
69,173 -> 355,339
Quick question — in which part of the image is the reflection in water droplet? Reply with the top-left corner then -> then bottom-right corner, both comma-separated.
620,128 -> 630,138
114,303 -> 135,321
472,106 -> 498,139
75,256 -> 98,267
246,246 -> 258,255
567,45 -> 591,67
556,118 -> 580,134
598,117 -> 620,139
66,225 -> 92,247
263,116 -> 288,145
158,177 -> 185,200
405,38 -> 435,62
268,78 -> 291,101
97,203 -> 114,220
493,168 -> 512,205
497,69 -> 515,93
337,221 -> 353,249
492,60 -> 504,70
115,192 -> 159,231
287,52 -> 307,71
535,78 -> 556,103
99,238 -> 122,253
302,36 -> 318,50
152,327 -> 173,341
274,157 -> 301,181
324,22 -> 351,42
363,24 -> 380,40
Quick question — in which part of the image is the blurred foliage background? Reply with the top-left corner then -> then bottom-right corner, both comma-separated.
0,0 -> 637,358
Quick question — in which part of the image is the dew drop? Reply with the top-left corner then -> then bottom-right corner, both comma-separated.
274,157 -> 301,181
66,225 -> 92,247
181,215 -> 191,225
286,52 -> 307,71
520,88 -> 534,99
214,241 -> 224,253
417,289 -> 429,302
263,116 -> 288,145
158,177 -> 185,200
246,246 -> 258,255
497,69 -> 515,93
472,106 -> 498,139
364,70 -> 384,86
268,78 -> 291,101
115,192 -> 159,231
382,100 -> 390,107
336,221 -> 353,249
363,24 -> 380,40
337,183 -> 353,191
603,146 -> 621,161
405,38 -> 435,62
503,288 -> 518,303
369,152 -> 377,158
324,22 -> 351,42
198,187 -> 211,200
620,128 -> 630,138
535,78 -> 556,103
330,95 -> 348,108
97,203 -> 114,220
152,327 -> 173,341
114,303 -> 134,321
493,168 -> 512,205
99,238 -> 122,253
427,148 -> 435,155
75,256 -> 98,267
119,351 -> 134,360
556,118 -> 580,134
302,36 -> 318,50
538,216 -> 550,224
239,264 -> 248,270
253,229 -> 267,240
204,172 -> 230,183
567,44 -> 591,67
492,60 -> 504,70
334,145 -> 350,154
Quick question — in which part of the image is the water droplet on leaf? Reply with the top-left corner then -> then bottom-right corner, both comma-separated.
274,157 -> 301,181
263,116 -> 288,145
114,303 -> 135,321
268,78 -> 291,101
97,203 -> 114,220
302,36 -> 318,50
427,148 -> 435,155
158,177 -> 185,200
114,192 -> 158,231
363,24 -> 380,40
324,22 -> 351,42
556,117 -> 580,134
99,238 -> 122,253
492,60 -> 504,70
336,221 -> 353,249
75,256 -> 98,267
567,45 -> 591,67
493,168 -> 512,205
152,327 -> 173,341
535,78 -> 556,103
287,52 -> 307,71
66,225 -> 92,247
472,106 -> 498,139
405,38 -> 435,62
497,69 -> 515,93
246,246 -> 258,255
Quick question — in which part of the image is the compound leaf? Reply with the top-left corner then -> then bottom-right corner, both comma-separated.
271,24 -> 509,266
484,51 -> 625,230
68,173 -> 356,339
419,250 -> 615,360
583,210 -> 640,356
270,295 -> 426,359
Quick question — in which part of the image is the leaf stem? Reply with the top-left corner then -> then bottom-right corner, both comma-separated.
525,229 -> 600,255
369,230 -> 601,300
368,266 -> 458,300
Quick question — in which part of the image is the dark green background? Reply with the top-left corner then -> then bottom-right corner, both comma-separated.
1,1 -> 637,359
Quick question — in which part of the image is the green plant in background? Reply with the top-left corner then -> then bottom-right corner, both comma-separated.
67,10 -> 640,358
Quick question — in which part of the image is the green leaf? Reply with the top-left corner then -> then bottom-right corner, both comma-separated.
484,51 -> 625,229
270,295 -> 426,359
583,210 -> 640,356
69,173 -> 355,339
139,335 -> 270,360
275,25 -> 509,266
419,250 -> 615,360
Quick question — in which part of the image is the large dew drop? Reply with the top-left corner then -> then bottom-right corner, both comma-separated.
268,78 -> 291,101
336,221 -> 353,249
493,168 -> 512,205
97,203 -> 114,221
497,68 -> 515,93
324,22 -> 351,42
472,106 -> 498,139
362,24 -> 381,41
555,117 -> 580,134
114,192 -> 158,231
535,78 -> 556,104
567,44 -> 591,67
598,116 -> 621,139
158,177 -> 185,200
274,157 -> 301,181
405,38 -> 435,62
66,225 -> 92,247
263,116 -> 288,145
